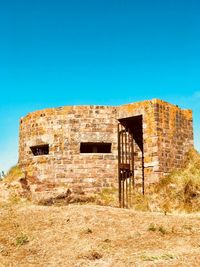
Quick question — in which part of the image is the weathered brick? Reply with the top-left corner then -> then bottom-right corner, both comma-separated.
19,99 -> 193,194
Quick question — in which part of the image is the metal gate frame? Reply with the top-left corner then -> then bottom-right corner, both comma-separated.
118,122 -> 144,208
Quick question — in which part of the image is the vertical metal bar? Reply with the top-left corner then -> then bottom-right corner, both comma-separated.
141,116 -> 144,195
142,147 -> 145,195
118,123 -> 121,207
124,127 -> 126,208
122,125 -> 125,208
128,129 -> 132,207
121,127 -> 124,166
124,127 -> 128,207
122,171 -> 124,208
125,127 -> 127,164
125,169 -> 127,208
131,133 -> 135,189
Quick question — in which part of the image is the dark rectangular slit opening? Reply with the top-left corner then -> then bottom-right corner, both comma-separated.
30,144 -> 49,156
80,142 -> 111,153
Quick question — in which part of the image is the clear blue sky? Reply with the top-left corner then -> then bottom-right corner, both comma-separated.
0,0 -> 200,172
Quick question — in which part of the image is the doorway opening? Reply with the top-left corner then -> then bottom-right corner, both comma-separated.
118,115 -> 144,208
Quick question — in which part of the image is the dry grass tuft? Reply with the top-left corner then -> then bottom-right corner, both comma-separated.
155,149 -> 200,212
96,187 -> 118,207
78,250 -> 103,261
0,165 -> 28,206
3,165 -> 24,183
15,232 -> 29,246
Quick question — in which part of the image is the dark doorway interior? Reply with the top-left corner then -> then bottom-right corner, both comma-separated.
118,115 -> 144,208
119,115 -> 143,151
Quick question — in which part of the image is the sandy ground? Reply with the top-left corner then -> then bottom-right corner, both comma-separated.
0,203 -> 200,267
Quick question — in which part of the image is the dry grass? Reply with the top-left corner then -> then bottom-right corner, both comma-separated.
95,188 -> 118,207
0,165 -> 26,205
0,202 -> 200,266
153,149 -> 200,213
1,150 -> 200,265
3,165 -> 24,183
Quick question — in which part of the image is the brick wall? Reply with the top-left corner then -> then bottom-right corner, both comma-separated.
154,100 -> 193,175
19,99 -> 194,195
19,105 -> 118,194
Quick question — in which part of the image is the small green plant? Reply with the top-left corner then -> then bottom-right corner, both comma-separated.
171,226 -> 176,233
16,232 -> 29,246
158,225 -> 167,235
97,188 -> 118,206
86,227 -> 92,233
103,238 -> 111,243
83,227 -> 93,234
148,223 -> 156,232
141,254 -> 159,261
132,192 -> 150,211
9,193 -> 21,204
183,224 -> 193,231
141,253 -> 175,261
161,253 -> 175,260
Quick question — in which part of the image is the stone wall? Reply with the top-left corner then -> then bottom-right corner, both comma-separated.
154,100 -> 193,175
19,99 -> 194,196
19,105 -> 118,194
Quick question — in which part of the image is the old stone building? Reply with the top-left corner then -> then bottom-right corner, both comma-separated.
19,99 -> 193,204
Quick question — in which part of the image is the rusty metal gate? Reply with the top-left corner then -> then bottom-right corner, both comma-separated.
118,120 -> 144,208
